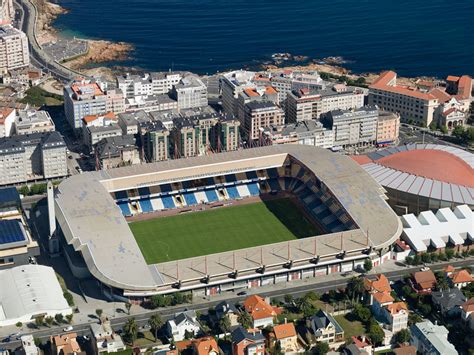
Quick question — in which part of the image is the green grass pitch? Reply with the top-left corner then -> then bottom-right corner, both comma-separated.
130,198 -> 320,264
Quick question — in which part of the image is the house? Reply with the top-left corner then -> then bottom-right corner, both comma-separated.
166,310 -> 201,341
391,239 -> 411,261
444,265 -> 455,277
271,322 -> 300,353
192,337 -> 220,355
243,295 -> 277,328
393,344 -> 417,355
231,326 -> 265,355
461,298 -> 474,331
431,288 -> 466,317
350,336 -> 372,354
371,291 -> 394,317
50,333 -> 86,355
382,302 -> 409,333
364,274 -> 392,304
343,343 -> 369,355
449,269 -> 473,289
410,320 -> 458,355
215,300 -> 239,327
310,310 -> 344,346
90,320 -> 126,353
410,270 -> 436,294
20,334 -> 40,355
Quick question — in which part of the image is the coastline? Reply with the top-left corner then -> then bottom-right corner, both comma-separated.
33,0 -> 133,78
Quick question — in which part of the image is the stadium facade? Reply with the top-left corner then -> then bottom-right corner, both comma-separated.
54,145 -> 402,299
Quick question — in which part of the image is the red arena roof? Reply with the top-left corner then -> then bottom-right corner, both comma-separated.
376,150 -> 474,187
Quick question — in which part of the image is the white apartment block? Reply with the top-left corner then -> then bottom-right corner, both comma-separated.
0,131 -> 67,185
321,106 -> 378,147
14,110 -> 55,136
221,70 -> 256,117
64,79 -> 125,130
116,72 -> 183,99
0,25 -> 29,73
170,75 -> 208,109
286,84 -> 365,123
242,101 -> 284,141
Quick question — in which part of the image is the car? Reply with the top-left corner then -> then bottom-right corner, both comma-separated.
420,266 -> 430,272
63,326 -> 74,332
68,155 -> 73,159
237,291 -> 247,296
1,337 -> 10,343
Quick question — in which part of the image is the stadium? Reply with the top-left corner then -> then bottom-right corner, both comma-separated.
352,144 -> 474,215
54,145 -> 402,299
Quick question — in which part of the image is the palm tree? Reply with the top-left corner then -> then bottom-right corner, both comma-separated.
125,303 -> 132,315
148,314 -> 163,341
95,309 -> 103,323
35,315 -> 44,328
347,277 -> 365,304
45,316 -> 54,328
124,317 -> 138,346
237,311 -> 253,329
54,313 -> 64,324
65,314 -> 74,324
296,296 -> 314,317
436,277 -> 450,291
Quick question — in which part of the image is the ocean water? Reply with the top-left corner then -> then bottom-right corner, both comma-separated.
53,0 -> 474,77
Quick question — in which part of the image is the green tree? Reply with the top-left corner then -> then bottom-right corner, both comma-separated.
347,277 -> 365,303
63,291 -> 74,306
95,309 -> 103,322
125,303 -> 132,315
237,310 -> 253,329
54,313 -> 64,324
408,312 -> 423,326
284,294 -> 294,305
150,294 -> 171,309
16,321 -> 22,328
45,316 -> 54,327
440,125 -> 448,134
421,253 -> 431,264
368,322 -> 384,345
436,276 -> 450,291
352,304 -> 371,323
429,121 -> 437,131
419,303 -> 431,316
395,328 -> 411,344
148,313 -> 163,341
413,254 -> 422,265
445,248 -> 455,260
124,317 -> 138,345
314,341 -> 330,355
296,296 -> 316,317
452,126 -> 465,140
219,314 -> 232,334
171,292 -> 185,305
304,291 -> 320,301
65,313 -> 74,324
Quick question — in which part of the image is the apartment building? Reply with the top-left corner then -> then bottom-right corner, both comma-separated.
368,71 -> 439,126
0,25 -> 29,73
241,101 -> 284,141
410,321 -> 458,355
376,111 -> 400,145
1,0 -> 14,24
14,110 -> 55,136
217,114 -> 240,152
95,135 -> 139,170
0,131 -> 67,185
117,111 -> 140,135
221,70 -> 256,117
236,86 -> 279,124
170,75 -> 208,109
125,94 -> 178,113
116,72 -> 184,98
64,78 -> 125,130
81,112 -> 121,150
263,120 -> 334,148
143,120 -> 170,162
321,106 -> 378,147
286,84 -> 365,122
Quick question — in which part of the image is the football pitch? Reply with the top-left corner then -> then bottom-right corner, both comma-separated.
130,198 -> 320,264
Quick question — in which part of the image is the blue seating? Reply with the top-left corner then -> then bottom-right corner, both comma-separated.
247,183 -> 260,196
117,202 -> 131,216
226,186 -> 240,199
225,174 -> 237,183
114,190 -> 128,200
183,192 -> 198,206
246,171 -> 258,180
267,168 -> 279,179
205,189 -> 219,202
140,198 -> 153,213
138,187 -> 151,197
161,196 -> 175,209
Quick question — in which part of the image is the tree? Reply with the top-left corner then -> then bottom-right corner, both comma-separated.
440,125 -> 448,134
452,126 -> 465,140
419,303 -> 431,316
219,314 -> 231,334
429,121 -> 437,131
421,253 -> 431,264
45,316 -> 54,327
395,328 -> 411,344
296,296 -> 316,317
54,313 -> 64,324
148,313 -> 163,341
171,292 -> 185,305
314,341 -> 329,355
347,277 -> 365,303
16,322 -> 22,328
445,248 -> 455,260
413,254 -> 422,265
125,303 -> 132,315
284,294 -> 294,305
124,317 -> 138,345
368,322 -> 384,345
35,315 -> 44,328
66,314 -> 74,324
352,304 -> 371,323
237,310 -> 253,329
95,309 -> 104,322
150,294 -> 171,309
436,276 -> 450,291
408,312 -> 423,326
304,291 -> 320,301
63,291 -> 74,306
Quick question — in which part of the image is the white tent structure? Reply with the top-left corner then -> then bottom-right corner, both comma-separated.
0,265 -> 72,326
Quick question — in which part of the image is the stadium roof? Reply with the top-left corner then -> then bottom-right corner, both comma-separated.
55,145 -> 401,292
353,144 -> 474,205
0,265 -> 71,326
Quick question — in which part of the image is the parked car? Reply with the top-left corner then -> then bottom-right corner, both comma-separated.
63,326 -> 74,332
420,266 -> 430,272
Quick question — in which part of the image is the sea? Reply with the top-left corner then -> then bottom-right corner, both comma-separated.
53,0 -> 474,77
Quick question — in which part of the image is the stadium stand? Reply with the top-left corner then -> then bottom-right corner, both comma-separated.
247,183 -> 260,196
226,186 -> 241,199
161,196 -> 176,209
205,189 -> 219,203
183,192 -> 198,206
117,202 -> 132,216
139,199 -> 154,213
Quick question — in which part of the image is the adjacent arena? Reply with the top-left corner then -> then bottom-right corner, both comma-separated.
54,145 -> 402,298
352,144 -> 474,215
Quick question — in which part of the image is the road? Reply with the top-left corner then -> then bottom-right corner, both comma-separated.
14,0 -> 81,82
2,258 -> 473,350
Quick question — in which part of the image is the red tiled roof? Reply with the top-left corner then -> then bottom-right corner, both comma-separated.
462,298 -> 474,313
429,88 -> 452,103
370,71 -> 437,101
386,302 -> 408,315
413,270 -> 436,289
450,270 -> 473,284
364,274 -> 392,293
446,75 -> 460,82
373,292 -> 394,304
244,295 -> 276,320
273,323 -> 296,339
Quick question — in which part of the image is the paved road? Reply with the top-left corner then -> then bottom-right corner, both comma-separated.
2,258 -> 473,350
15,0 -> 81,82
